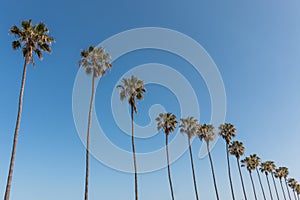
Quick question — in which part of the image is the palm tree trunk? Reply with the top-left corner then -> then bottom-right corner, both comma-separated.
266,174 -> 274,200
237,158 -> 247,200
256,168 -> 267,200
4,61 -> 28,200
293,190 -> 297,200
188,138 -> 199,200
131,104 -> 138,200
271,173 -> 280,200
285,178 -> 292,200
249,171 -> 258,200
226,143 -> 235,200
84,75 -> 95,200
166,135 -> 174,200
280,179 -> 287,200
207,143 -> 219,200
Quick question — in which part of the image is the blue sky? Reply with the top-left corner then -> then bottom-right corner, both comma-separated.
1,0 -> 300,199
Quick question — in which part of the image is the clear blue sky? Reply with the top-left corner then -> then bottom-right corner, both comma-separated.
1,0 -> 300,199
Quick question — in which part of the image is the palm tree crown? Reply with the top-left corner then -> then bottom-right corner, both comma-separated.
295,184 -> 300,196
275,167 -> 289,180
10,19 -> 54,65
260,161 -> 276,175
156,113 -> 178,135
228,141 -> 245,159
241,156 -> 255,171
250,154 -> 261,168
117,75 -> 146,113
218,123 -> 236,144
288,178 -> 297,190
197,124 -> 215,143
179,117 -> 199,139
79,46 -> 112,77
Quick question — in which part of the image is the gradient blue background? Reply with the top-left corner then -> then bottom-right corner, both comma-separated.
1,0 -> 300,199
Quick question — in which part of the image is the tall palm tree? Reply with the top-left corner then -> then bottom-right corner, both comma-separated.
295,184 -> 300,200
79,46 -> 112,200
218,123 -> 236,200
228,141 -> 247,200
117,76 -> 146,200
275,167 -> 289,200
179,117 -> 199,200
250,154 -> 267,200
260,161 -> 276,200
4,19 -> 54,200
156,112 -> 178,200
197,124 -> 219,200
283,168 -> 292,200
264,161 -> 280,200
241,155 -> 258,200
288,178 -> 298,200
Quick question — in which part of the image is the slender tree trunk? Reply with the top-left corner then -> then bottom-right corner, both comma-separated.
166,135 -> 174,200
226,143 -> 235,200
207,143 -> 219,200
266,174 -> 274,200
249,171 -> 258,200
188,138 -> 199,200
293,190 -> 297,200
256,168 -> 267,200
237,158 -> 247,200
280,179 -> 287,200
84,75 -> 95,200
271,173 -> 280,200
131,104 -> 138,200
4,61 -> 28,200
285,178 -> 292,200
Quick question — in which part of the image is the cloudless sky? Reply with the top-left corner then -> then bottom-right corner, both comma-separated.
1,0 -> 300,199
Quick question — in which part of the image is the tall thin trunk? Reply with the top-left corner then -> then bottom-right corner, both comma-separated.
226,143 -> 235,200
166,135 -> 174,200
249,171 -> 258,200
188,138 -> 199,200
293,190 -> 297,200
271,173 -> 280,200
131,104 -> 138,200
4,60 -> 28,200
256,168 -> 267,200
266,174 -> 274,200
207,142 -> 219,200
285,178 -> 292,200
84,75 -> 95,200
237,158 -> 247,200
279,179 -> 287,200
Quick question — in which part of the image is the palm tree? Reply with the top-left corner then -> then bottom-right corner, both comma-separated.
197,124 -> 220,200
228,141 -> 247,200
275,167 -> 289,200
283,168 -> 292,200
265,161 -> 280,200
79,46 -> 112,200
260,161 -> 276,200
218,123 -> 236,200
250,154 -> 267,200
4,19 -> 54,200
179,117 -> 199,200
295,184 -> 300,200
156,112 -> 178,200
241,155 -> 258,200
288,178 -> 298,200
117,76 -> 146,200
